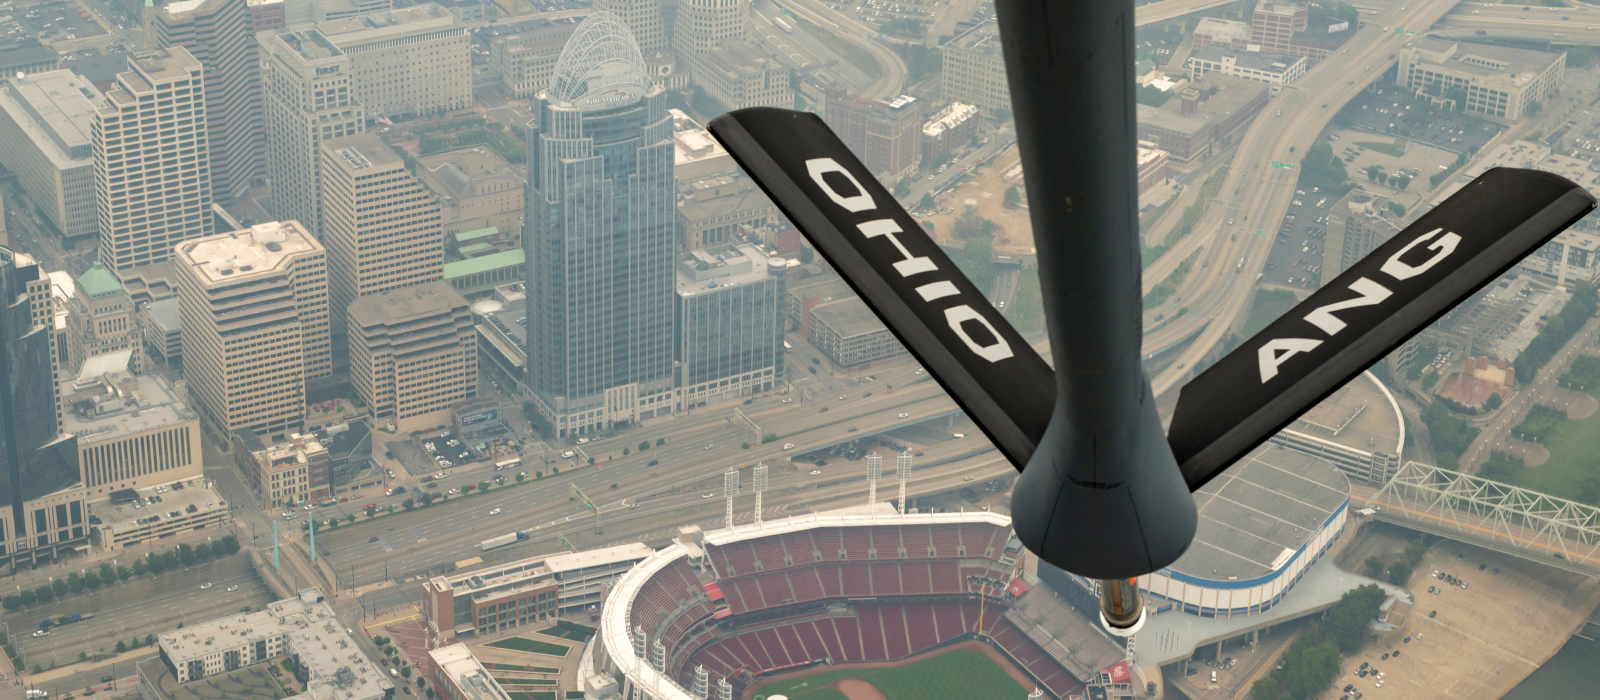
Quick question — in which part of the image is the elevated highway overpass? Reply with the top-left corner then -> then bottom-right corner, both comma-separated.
1435,4 -> 1600,45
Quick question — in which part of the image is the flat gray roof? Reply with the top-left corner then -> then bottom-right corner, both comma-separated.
1191,44 -> 1304,74
1172,445 -> 1350,582
61,365 -> 196,446
0,70 -> 100,169
1137,104 -> 1210,137
323,132 -> 404,172
348,280 -> 467,326
809,296 -> 890,339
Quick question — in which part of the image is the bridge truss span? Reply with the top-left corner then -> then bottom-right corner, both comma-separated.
1369,462 -> 1600,576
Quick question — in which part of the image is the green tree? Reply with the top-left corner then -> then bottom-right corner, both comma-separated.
1367,164 -> 1382,181
1388,560 -> 1413,585
1528,101 -> 1543,116
346,514 -> 356,524
132,559 -> 147,576
623,447 -> 630,455
195,542 -> 212,560
68,572 -> 83,593
478,481 -> 491,493
116,640 -> 127,653
19,589 -> 35,606
421,492 -> 435,507
100,562 -> 116,583
639,440 -> 650,452
402,498 -> 415,511
919,192 -> 936,211
656,438 -> 667,446
893,178 -> 911,198
1396,175 -> 1411,190
1252,676 -> 1279,699
1405,538 -> 1429,566
1003,185 -> 1021,208
85,571 -> 102,589
2,595 -> 18,611
402,665 -> 413,678
1485,393 -> 1503,411
1364,555 -> 1385,579
741,442 -> 751,449
954,234 -> 996,291
515,473 -> 525,483
1297,142 -> 1350,194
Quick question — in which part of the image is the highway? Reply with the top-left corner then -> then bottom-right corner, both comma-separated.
1434,3 -> 1600,43
1134,0 -> 1250,27
1133,0 -> 1461,398
769,0 -> 909,101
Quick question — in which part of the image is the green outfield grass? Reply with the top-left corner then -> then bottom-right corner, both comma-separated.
749,649 -> 1028,700
485,636 -> 572,656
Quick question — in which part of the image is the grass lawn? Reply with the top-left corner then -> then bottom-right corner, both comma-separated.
503,680 -> 559,686
792,16 -> 882,80
537,625 -> 590,641
1244,288 -> 1301,337
750,649 -> 1028,700
1502,400 -> 1600,501
1355,141 -> 1406,157
507,693 -> 556,700
485,636 -> 572,656
485,663 -> 560,673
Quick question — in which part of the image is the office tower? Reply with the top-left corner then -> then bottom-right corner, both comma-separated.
942,25 -> 1010,112
1322,190 -> 1400,284
348,281 -> 477,432
63,350 -> 201,493
259,27 -> 363,237
248,0 -> 287,32
525,13 -> 676,437
823,89 -> 923,180
0,71 -> 101,245
320,132 -> 445,336
694,41 -> 793,111
488,18 -> 581,99
0,247 -> 84,567
676,245 -> 786,407
152,0 -> 266,203
176,221 -> 330,439
317,4 -> 471,119
66,261 -> 144,376
595,0 -> 666,52
674,0 -> 747,57
92,48 -> 215,274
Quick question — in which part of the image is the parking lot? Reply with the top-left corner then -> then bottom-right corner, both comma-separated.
826,0 -> 950,34
3,0 -> 112,45
1259,186 -> 1335,291
1336,86 -> 1501,155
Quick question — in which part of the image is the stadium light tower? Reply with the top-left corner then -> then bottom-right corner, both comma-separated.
724,467 -> 741,532
693,665 -> 709,699
718,677 -> 733,700
1028,688 -> 1044,700
752,463 -> 769,526
896,451 -> 912,515
865,453 -> 883,510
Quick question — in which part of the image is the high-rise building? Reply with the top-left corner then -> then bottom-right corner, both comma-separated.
92,48 -> 215,274
0,71 -> 101,244
152,0 -> 266,203
319,133 -> 445,336
676,245 -> 786,407
247,0 -> 287,32
65,261 -> 144,376
175,221 -> 330,439
259,27 -> 364,237
596,0 -> 666,52
694,40 -> 793,112
824,89 -> 923,181
317,3 -> 471,120
942,25 -> 1010,113
347,281 -> 477,432
1322,190 -> 1401,284
0,248 -> 84,568
525,13 -> 676,437
487,18 -> 581,99
673,0 -> 746,58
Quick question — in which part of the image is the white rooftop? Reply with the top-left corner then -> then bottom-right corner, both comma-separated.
176,221 -> 321,285
430,643 -> 512,700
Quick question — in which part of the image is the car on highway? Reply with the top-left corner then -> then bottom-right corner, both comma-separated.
838,395 -> 847,400
490,508 -> 502,516
964,475 -> 976,481
577,437 -> 589,444
863,391 -> 872,397
200,582 -> 213,589
810,470 -> 823,475
914,369 -> 925,375
369,536 -> 380,543
31,629 -> 48,637
701,493 -> 715,499
783,443 -> 795,450
819,406 -> 829,412
448,488 -> 460,495
705,443 -> 714,450
897,412 -> 909,418
282,511 -> 294,518
228,585 -> 239,592
781,397 -> 793,403
648,459 -> 660,466
848,427 -> 858,432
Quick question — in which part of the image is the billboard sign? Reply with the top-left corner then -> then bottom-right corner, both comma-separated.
460,409 -> 498,426
1329,21 -> 1349,33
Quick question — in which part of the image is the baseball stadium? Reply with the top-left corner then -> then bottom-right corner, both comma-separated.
591,506 -> 1134,700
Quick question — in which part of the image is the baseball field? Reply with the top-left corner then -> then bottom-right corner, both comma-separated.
746,647 -> 1031,700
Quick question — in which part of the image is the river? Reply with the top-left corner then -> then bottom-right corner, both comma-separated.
1502,628 -> 1600,700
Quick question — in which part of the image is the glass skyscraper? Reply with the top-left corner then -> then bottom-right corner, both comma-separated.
0,247 -> 81,565
524,13 -> 677,437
